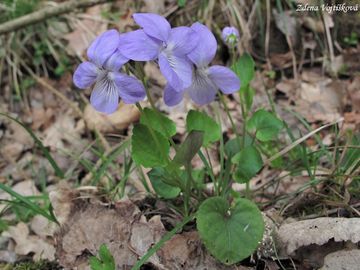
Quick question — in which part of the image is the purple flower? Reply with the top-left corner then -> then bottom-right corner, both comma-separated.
164,23 -> 241,106
222,26 -> 239,45
73,30 -> 146,114
118,13 -> 199,92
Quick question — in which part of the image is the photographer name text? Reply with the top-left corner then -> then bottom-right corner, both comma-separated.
296,3 -> 359,13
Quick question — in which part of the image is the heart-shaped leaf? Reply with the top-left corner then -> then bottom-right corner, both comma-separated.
231,145 -> 263,183
247,109 -> 283,142
197,197 -> 264,265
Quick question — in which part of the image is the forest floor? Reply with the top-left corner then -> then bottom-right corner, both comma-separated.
0,0 -> 359,269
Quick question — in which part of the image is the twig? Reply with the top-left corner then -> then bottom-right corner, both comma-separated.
0,0 -> 110,35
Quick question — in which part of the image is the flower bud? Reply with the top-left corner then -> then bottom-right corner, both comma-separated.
222,26 -> 239,46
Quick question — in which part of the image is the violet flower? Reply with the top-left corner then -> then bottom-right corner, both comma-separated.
73,29 -> 146,114
118,13 -> 199,92
222,26 -> 239,45
164,23 -> 241,106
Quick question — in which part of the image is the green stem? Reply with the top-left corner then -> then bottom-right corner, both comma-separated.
131,215 -> 195,270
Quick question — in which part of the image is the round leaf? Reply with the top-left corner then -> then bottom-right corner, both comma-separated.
231,145 -> 263,183
196,197 -> 264,264
197,197 -> 264,265
247,109 -> 283,142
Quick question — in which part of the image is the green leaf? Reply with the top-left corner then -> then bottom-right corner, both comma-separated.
140,108 -> 176,138
242,86 -> 255,111
224,135 -> 252,158
89,257 -> 103,270
232,53 -> 255,87
178,0 -> 186,7
231,146 -> 263,183
186,110 -> 221,147
247,109 -> 284,142
132,124 -> 170,168
173,130 -> 204,166
197,197 -> 264,265
148,167 -> 181,199
90,244 -> 115,270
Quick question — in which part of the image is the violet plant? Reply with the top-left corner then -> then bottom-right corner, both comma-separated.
73,13 -> 286,266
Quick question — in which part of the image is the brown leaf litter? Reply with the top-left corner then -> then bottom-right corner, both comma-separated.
270,217 -> 360,269
50,186 -> 236,270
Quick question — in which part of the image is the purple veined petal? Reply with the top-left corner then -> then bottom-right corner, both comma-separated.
208,65 -> 241,94
168,26 -> 199,56
118,30 -> 161,61
105,49 -> 129,71
187,69 -> 217,105
133,13 -> 171,42
188,22 -> 217,67
158,53 -> 193,91
164,83 -> 184,106
73,61 -> 99,89
112,72 -> 146,104
90,73 -> 120,114
87,29 -> 120,67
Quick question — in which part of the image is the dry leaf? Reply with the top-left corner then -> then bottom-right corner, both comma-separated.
30,215 -> 58,238
320,249 -> 360,270
64,5 -> 108,57
84,103 -> 140,133
296,79 -> 344,122
52,188 -> 239,269
275,217 -> 360,256
143,0 -> 165,14
2,222 -> 55,261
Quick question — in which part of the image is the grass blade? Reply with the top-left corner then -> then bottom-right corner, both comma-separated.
0,113 -> 64,178
0,182 -> 58,224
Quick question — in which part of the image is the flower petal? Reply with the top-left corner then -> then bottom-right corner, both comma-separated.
87,29 -> 120,67
113,73 -> 146,104
133,13 -> 170,42
90,75 -> 119,114
118,29 -> 161,61
208,65 -> 240,94
187,69 -> 217,105
164,83 -> 184,106
159,52 -> 193,91
168,26 -> 199,56
73,61 -> 99,89
188,22 -> 217,67
105,49 -> 128,71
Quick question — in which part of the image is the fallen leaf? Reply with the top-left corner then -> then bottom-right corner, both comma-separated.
320,249 -> 360,270
275,217 -> 360,256
64,5 -> 108,58
2,222 -> 55,261
296,79 -> 344,122
84,103 -> 140,133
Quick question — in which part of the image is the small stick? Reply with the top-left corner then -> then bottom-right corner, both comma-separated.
0,0 -> 110,35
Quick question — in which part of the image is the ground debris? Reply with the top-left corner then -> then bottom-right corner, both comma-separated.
273,217 -> 360,268
51,188 -> 237,269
